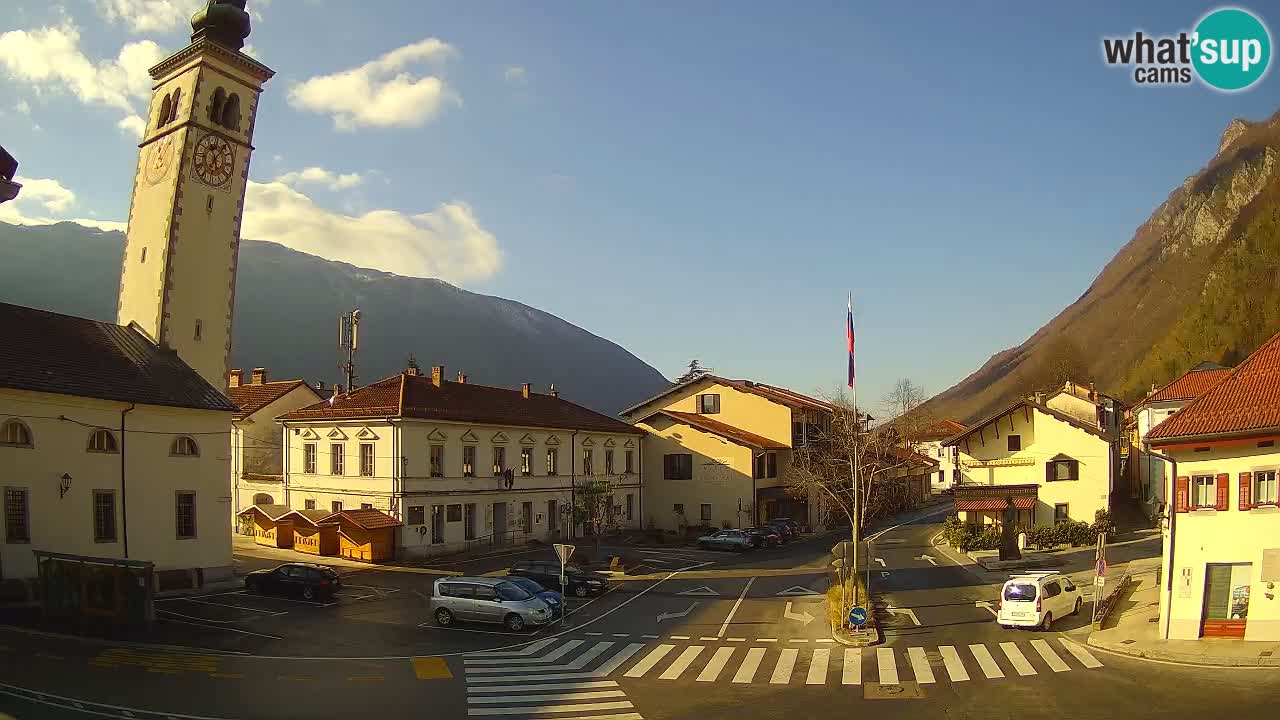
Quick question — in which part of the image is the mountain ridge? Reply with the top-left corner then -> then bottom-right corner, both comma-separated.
0,221 -> 671,416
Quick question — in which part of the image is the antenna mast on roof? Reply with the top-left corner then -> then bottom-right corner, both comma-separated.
339,309 -> 361,391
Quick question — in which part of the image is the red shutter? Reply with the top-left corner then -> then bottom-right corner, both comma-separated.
1239,472 -> 1253,511
1215,473 -> 1230,511
1175,476 -> 1190,513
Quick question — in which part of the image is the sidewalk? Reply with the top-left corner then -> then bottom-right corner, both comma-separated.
232,535 -> 463,576
1084,557 -> 1280,667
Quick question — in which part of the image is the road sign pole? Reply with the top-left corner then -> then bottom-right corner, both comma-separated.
554,543 -> 575,628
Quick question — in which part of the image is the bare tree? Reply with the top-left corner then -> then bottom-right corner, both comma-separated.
573,475 -> 621,554
881,378 -> 935,451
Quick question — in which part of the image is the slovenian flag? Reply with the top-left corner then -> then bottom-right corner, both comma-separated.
846,298 -> 855,390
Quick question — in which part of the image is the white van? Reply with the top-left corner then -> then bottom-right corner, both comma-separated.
997,572 -> 1084,630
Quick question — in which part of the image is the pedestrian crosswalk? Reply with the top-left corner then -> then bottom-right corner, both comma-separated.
462,636 -> 1104,717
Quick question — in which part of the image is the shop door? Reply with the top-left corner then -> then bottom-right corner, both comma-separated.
1202,563 -> 1251,638
522,502 -> 533,535
492,503 -> 507,545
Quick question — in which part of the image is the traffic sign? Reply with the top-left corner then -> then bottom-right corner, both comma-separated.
554,543 -> 575,564
848,606 -> 868,628
831,541 -> 853,559
1097,557 -> 1107,577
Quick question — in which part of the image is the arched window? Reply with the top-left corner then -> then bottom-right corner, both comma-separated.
221,93 -> 241,131
209,87 -> 226,124
1,419 -> 33,448
88,429 -> 118,453
167,87 -> 182,124
171,435 -> 199,457
253,493 -> 274,506
157,93 -> 172,129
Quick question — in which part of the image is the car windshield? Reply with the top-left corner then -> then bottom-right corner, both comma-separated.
496,582 -> 534,601
509,577 -> 543,593
1003,583 -> 1039,601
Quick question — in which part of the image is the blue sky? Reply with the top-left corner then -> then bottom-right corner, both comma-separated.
2,1 -> 1278,410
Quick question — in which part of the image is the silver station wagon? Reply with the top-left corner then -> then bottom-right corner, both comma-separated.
430,576 -> 553,631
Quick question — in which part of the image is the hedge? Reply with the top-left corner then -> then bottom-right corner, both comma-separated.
941,509 -> 1116,552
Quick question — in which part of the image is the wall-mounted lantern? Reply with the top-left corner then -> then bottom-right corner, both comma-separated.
59,473 -> 72,498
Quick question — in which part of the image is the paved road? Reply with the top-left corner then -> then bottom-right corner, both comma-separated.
3,508 -> 1278,719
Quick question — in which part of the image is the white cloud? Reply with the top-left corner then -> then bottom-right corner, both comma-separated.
242,43 -> 259,59
117,113 -> 146,138
0,22 -> 163,131
242,181 -> 501,282
0,176 -> 128,232
95,0 -> 189,33
275,166 -> 364,190
15,100 -> 31,115
503,65 -> 528,85
288,38 -> 460,131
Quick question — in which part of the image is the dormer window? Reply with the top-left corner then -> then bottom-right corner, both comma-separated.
88,429 -> 118,453
171,436 -> 199,457
1,419 -> 33,448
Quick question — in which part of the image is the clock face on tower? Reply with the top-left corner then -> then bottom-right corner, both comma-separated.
144,135 -> 175,185
192,133 -> 236,187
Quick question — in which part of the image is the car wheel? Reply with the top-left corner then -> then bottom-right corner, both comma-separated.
573,584 -> 590,598
1073,598 -> 1083,616
1040,612 -> 1053,631
245,578 -> 260,593
505,613 -> 526,632
302,586 -> 316,601
699,541 -> 711,550
435,608 -> 454,626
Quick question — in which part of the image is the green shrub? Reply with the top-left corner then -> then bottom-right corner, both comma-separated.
1091,509 -> 1116,537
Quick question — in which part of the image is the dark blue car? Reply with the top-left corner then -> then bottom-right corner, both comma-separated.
506,576 -> 564,616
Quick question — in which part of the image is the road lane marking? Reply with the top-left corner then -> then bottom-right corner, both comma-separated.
770,648 -> 798,684
876,648 -> 897,684
584,632 -> 603,637
733,648 -> 766,683
726,638 -> 745,642
157,617 -> 283,640
699,637 -> 718,641
471,638 -> 559,658
1030,639 -> 1070,672
465,640 -> 583,665
697,647 -> 735,682
593,644 -> 646,676
969,644 -> 1004,678
624,645 -> 674,678
347,676 -> 384,682
807,648 -> 830,685
209,673 -> 243,679
788,639 -> 809,643
470,681 -> 619,693
468,690 -> 627,704
641,635 -> 659,639
939,646 -> 969,681
756,638 -> 777,642
611,634 -> 630,638
907,647 -> 935,684
999,642 -> 1036,676
718,577 -> 755,637
659,646 -> 704,680
842,648 -> 861,685
412,657 -> 453,679
670,635 -> 690,640
815,638 -> 833,643
565,642 -> 615,670
1057,638 -> 1103,668
467,700 -> 634,716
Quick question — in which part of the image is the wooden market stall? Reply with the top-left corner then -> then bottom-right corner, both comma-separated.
280,509 -> 340,557
238,504 -> 294,549
322,509 -> 401,562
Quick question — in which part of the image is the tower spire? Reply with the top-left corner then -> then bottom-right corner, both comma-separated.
190,0 -> 252,51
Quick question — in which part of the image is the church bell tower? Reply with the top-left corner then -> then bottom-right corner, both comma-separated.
117,0 -> 273,390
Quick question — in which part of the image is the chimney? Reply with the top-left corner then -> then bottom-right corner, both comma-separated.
1089,382 -> 1097,401
228,369 -> 244,388
251,367 -> 268,385
1032,392 -> 1043,404
431,366 -> 444,387
522,382 -> 531,399
333,384 -> 344,400
456,371 -> 467,384
405,365 -> 420,377
315,380 -> 326,392
549,383 -> 558,398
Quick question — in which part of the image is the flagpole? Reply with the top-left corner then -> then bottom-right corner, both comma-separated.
847,294 -> 859,609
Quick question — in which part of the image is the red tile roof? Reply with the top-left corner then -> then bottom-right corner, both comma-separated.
889,446 -> 940,468
280,373 -> 644,435
941,398 -> 1114,446
1141,368 -> 1233,405
227,380 -> 319,421
953,483 -> 1038,512
1148,333 -> 1280,443
915,419 -> 969,442
322,508 -> 402,530
651,410 -> 789,450
0,302 -> 236,412
279,509 -> 337,527
620,374 -> 835,416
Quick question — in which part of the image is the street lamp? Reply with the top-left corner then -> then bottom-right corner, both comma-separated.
59,473 -> 72,499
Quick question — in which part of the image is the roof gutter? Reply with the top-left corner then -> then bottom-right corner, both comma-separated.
1148,425 -> 1280,447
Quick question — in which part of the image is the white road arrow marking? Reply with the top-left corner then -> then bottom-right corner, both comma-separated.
678,586 -> 721,597
874,558 -> 886,567
916,554 -> 938,566
976,601 -> 998,617
886,606 -> 921,626
881,571 -> 891,578
775,585 -> 823,597
783,601 -> 816,625
657,602 -> 699,623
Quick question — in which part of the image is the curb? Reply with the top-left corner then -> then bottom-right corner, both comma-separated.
829,619 -> 881,647
1084,635 -> 1280,668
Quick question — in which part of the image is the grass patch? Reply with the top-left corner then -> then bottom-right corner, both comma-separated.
826,574 -> 870,629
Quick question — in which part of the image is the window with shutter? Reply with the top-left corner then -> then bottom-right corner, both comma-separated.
1239,472 -> 1253,511
1215,473 -> 1230,511
1174,476 -> 1190,513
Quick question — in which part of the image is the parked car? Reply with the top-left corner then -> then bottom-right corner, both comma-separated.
697,529 -> 755,552
508,560 -> 610,598
771,517 -> 804,534
506,576 -> 564,617
997,572 -> 1083,631
430,576 -> 553,631
244,562 -> 341,601
764,520 -> 795,540
743,526 -> 782,548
